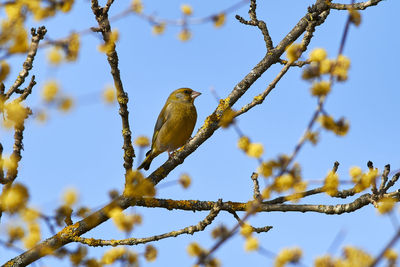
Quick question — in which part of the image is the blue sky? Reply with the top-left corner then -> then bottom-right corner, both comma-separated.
1,0 -> 400,266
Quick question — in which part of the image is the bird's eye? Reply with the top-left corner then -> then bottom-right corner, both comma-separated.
184,90 -> 190,94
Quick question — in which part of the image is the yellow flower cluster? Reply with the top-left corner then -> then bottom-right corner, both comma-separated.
219,108 -> 236,128
311,80 -> 331,97
187,242 -> 204,257
62,188 -> 78,207
237,136 -> 264,158
348,8 -> 361,26
377,197 -> 396,214
181,4 -> 193,16
239,223 -> 259,252
47,47 -> 63,65
42,80 -> 59,102
286,43 -> 303,62
2,100 -> 30,129
179,173 -> 192,189
324,170 -> 339,196
134,135 -> 150,147
0,61 -> 11,82
274,247 -> 302,267
316,248 -> 373,266
7,225 -> 25,242
131,0 -> 143,13
350,167 -> 379,193
69,246 -> 87,266
303,48 -> 351,82
98,30 -> 119,54
213,13 -> 226,28
152,23 -> 166,35
124,170 -> 156,198
102,85 -> 116,104
102,247 -> 137,265
305,131 -> 319,145
144,245 -> 158,262
65,33 -> 80,61
107,207 -> 141,232
318,115 -> 350,136
211,225 -> 228,239
178,29 -> 192,42
0,183 -> 29,213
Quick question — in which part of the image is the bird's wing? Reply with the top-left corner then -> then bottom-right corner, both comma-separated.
152,102 -> 171,145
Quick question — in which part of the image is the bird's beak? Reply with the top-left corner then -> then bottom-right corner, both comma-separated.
191,90 -> 201,99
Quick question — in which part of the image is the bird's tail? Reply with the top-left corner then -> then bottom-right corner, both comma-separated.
138,150 -> 153,170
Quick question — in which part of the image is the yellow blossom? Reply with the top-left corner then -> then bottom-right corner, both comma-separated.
305,131 -> 319,145
1,183 -> 29,213
246,143 -> 264,158
98,30 -> 119,54
181,4 -> 193,16
144,245 -> 157,262
66,33 -> 80,61
240,223 -> 253,238
102,247 -> 126,265
152,23 -> 166,35
103,85 -> 116,104
2,155 -> 18,173
348,8 -> 361,26
333,118 -> 350,136
23,222 -> 41,249
62,188 -> 78,206
70,246 -> 87,266
324,171 -> 339,196
58,96 -> 74,112
237,136 -> 250,151
124,170 -> 156,197
8,25 -> 29,54
286,43 -> 302,62
319,115 -> 335,131
342,246 -> 373,266
384,249 -> 398,261
377,197 -> 396,214
262,188 -> 271,199
7,225 -> 25,241
42,80 -> 59,102
21,208 -> 40,222
349,166 -> 362,183
0,61 -> 10,82
275,247 -> 302,267
211,225 -> 228,239
131,0 -> 143,13
179,173 -> 191,189
127,251 -> 138,264
108,207 -> 136,232
178,29 -> 192,42
35,110 -> 47,123
332,54 -> 351,81
274,174 -> 295,192
319,59 -> 333,74
314,255 -> 335,267
47,47 -> 63,65
311,80 -> 331,97
309,48 -> 327,62
244,236 -> 259,252
213,13 -> 226,28
134,135 -> 150,147
219,108 -> 236,128
187,242 -> 203,257
258,161 -> 273,178
60,0 -> 74,13
3,101 -> 29,128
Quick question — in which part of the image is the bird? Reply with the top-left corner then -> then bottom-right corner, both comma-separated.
138,88 -> 201,170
